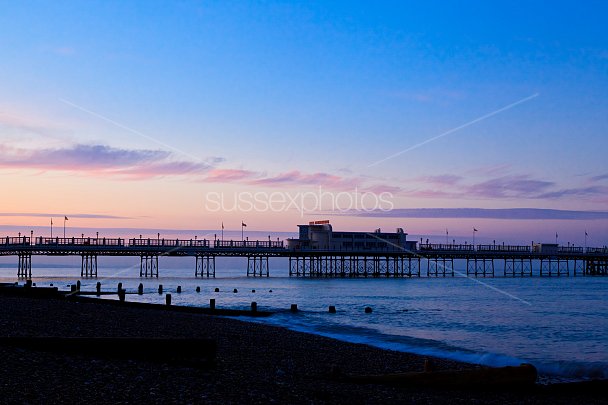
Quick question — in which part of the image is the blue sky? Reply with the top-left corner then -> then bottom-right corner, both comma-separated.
0,1 -> 607,243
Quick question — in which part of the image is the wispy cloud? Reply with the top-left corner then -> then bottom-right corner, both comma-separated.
204,168 -> 259,182
0,144 -> 211,179
537,186 -> 608,199
250,170 -> 358,189
338,208 -> 608,220
416,174 -> 463,186
202,168 -> 375,190
466,175 -> 554,198
399,172 -> 608,201
591,174 -> 608,182
0,212 -> 132,219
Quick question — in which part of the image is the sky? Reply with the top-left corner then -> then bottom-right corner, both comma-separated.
1,0 -> 607,245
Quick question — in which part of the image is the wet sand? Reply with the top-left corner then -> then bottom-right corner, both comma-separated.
0,293 -> 604,404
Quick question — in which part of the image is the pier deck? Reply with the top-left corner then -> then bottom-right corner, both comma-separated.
1,236 -> 606,278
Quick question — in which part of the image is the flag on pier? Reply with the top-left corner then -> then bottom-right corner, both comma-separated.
242,222 -> 247,227
585,231 -> 588,236
473,228 -> 478,232
221,222 -> 224,229
65,216 -> 69,221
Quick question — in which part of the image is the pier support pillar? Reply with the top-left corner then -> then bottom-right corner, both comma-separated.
585,259 -> 608,275
140,255 -> 159,278
427,257 -> 454,277
81,254 -> 98,278
247,255 -> 269,277
195,254 -> 215,278
540,258 -> 565,277
17,253 -> 32,279
402,257 -> 420,277
466,257 -> 494,277
504,258 -> 533,277
573,259 -> 586,277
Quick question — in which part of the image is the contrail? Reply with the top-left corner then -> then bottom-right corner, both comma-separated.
368,93 -> 539,167
59,98 -> 204,163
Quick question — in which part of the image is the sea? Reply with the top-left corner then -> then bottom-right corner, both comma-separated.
1,257 -> 606,383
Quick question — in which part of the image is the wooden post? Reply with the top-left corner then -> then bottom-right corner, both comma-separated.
251,302 -> 257,313
290,304 -> 298,312
166,293 -> 171,306
117,282 -> 122,293
96,282 -> 101,295
177,286 -> 182,293
209,298 -> 215,310
329,305 -> 336,313
158,284 -> 163,294
138,283 -> 143,295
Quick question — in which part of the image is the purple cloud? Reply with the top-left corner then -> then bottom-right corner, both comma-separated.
466,175 -> 554,198
339,208 -> 608,220
591,174 -> 608,182
251,170 -> 359,189
537,186 -> 608,199
417,175 -> 462,185
0,212 -> 132,219
0,144 -> 210,179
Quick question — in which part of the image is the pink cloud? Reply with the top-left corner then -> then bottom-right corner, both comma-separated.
415,174 -> 462,186
0,144 -> 210,179
251,170 -> 358,189
204,169 -> 258,182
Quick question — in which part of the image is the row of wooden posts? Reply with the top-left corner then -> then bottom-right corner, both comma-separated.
67,281 -> 373,314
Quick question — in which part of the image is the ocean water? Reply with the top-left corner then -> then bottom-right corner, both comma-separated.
1,260 -> 606,382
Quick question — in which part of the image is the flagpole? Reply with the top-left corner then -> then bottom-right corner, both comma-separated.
50,218 -> 53,238
221,222 -> 224,242
446,229 -> 448,245
241,220 -> 244,242
585,231 -> 588,250
63,217 -> 66,238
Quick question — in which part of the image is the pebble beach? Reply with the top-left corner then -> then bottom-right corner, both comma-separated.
0,293 -> 605,404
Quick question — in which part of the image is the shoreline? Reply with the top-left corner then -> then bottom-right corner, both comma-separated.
3,282 -> 606,383
0,290 -> 605,403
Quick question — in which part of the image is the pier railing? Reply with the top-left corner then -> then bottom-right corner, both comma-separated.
419,244 -> 474,251
477,245 -> 531,253
2,235 -> 606,255
1,237 -> 30,245
37,237 -> 125,246
587,247 -> 608,254
558,246 -> 584,254
214,240 -> 284,249
129,238 -> 210,247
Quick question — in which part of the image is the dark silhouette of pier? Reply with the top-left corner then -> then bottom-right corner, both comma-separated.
1,236 -> 606,279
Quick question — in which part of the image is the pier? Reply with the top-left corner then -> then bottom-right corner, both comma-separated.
1,235 -> 607,279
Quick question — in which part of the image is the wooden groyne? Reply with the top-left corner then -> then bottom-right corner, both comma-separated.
0,283 -> 272,317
